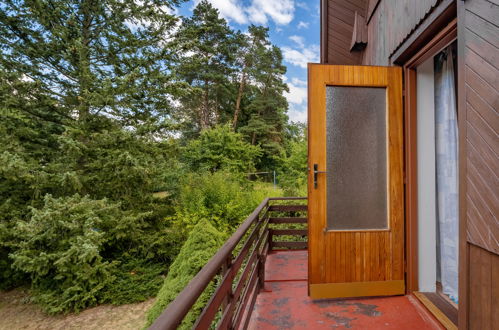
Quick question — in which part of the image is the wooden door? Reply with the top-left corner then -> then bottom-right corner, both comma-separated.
308,64 -> 405,299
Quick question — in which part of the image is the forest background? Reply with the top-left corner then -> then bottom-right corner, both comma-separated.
0,0 -> 307,319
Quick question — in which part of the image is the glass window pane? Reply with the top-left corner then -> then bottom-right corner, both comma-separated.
326,86 -> 387,230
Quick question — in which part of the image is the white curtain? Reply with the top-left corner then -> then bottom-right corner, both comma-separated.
434,44 -> 459,303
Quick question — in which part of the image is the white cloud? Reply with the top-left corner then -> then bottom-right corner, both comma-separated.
313,4 -> 320,18
193,0 -> 248,24
287,105 -> 307,123
284,77 -> 307,123
194,0 -> 295,26
285,81 -> 307,105
296,2 -> 309,10
246,0 -> 295,25
282,44 -> 319,68
297,21 -> 309,29
291,77 -> 306,86
289,35 -> 305,48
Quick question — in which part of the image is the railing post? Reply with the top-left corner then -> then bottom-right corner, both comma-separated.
258,202 -> 271,290
268,229 -> 273,252
220,255 -> 232,314
258,253 -> 265,289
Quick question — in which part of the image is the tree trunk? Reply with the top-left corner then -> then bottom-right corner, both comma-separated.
78,0 -> 93,122
200,79 -> 210,130
232,70 -> 246,129
251,130 -> 257,145
251,79 -> 270,145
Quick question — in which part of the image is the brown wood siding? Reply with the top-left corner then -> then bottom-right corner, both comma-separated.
462,0 -> 499,255
460,0 -> 499,328
468,244 -> 499,330
350,12 -> 368,50
365,0 -> 381,23
362,0 -> 439,65
324,0 -> 368,64
322,0 -> 446,65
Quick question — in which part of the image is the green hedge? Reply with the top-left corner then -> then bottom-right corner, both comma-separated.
145,219 -> 225,328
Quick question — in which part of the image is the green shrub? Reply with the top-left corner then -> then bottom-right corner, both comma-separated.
10,194 -> 149,314
278,139 -> 307,196
145,219 -> 225,328
102,259 -> 165,305
183,125 -> 261,173
171,171 -> 263,235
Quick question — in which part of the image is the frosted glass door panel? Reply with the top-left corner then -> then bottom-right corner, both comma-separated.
326,86 -> 388,230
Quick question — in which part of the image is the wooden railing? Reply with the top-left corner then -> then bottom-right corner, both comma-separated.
149,197 -> 307,330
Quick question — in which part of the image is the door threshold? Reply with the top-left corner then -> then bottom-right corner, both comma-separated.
413,291 -> 457,329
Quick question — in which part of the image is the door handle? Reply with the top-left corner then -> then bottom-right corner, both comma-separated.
313,164 -> 327,189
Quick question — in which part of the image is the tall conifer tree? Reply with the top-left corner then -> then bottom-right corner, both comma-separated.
238,44 -> 289,169
174,0 -> 236,131
0,0 -> 183,131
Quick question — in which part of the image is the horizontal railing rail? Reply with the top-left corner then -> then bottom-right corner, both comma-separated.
149,197 -> 307,330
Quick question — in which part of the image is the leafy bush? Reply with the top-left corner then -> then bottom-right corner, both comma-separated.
10,194 -> 149,314
102,259 -> 165,305
145,219 -> 225,328
171,171 -> 264,235
278,138 -> 307,196
183,125 -> 261,173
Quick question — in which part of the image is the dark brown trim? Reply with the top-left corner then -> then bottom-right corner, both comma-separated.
402,17 -> 457,296
457,1 -> 468,329
391,0 -> 456,65
320,0 -> 329,63
405,18 -> 457,68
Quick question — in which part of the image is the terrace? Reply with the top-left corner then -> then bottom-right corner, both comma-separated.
149,198 -> 444,330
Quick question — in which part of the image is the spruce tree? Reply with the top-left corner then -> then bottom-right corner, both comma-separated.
0,0 -> 184,130
0,0 -> 186,291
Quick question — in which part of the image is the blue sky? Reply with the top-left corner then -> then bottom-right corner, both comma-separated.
177,0 -> 320,123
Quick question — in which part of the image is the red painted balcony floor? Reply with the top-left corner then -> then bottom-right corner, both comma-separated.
248,250 -> 443,329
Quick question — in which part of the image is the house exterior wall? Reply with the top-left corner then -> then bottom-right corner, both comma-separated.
458,0 -> 499,328
321,0 -> 440,65
322,0 -> 367,65
321,0 -> 499,328
361,0 -> 439,65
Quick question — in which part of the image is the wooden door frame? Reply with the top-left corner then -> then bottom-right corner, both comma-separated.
399,16 -> 458,296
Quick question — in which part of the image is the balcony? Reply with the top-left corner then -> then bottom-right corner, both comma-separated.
150,198 -> 443,330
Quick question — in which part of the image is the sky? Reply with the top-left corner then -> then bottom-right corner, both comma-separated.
177,0 -> 320,123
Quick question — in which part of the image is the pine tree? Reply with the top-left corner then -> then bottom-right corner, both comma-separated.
232,25 -> 270,129
174,0 -> 237,132
238,45 -> 289,169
